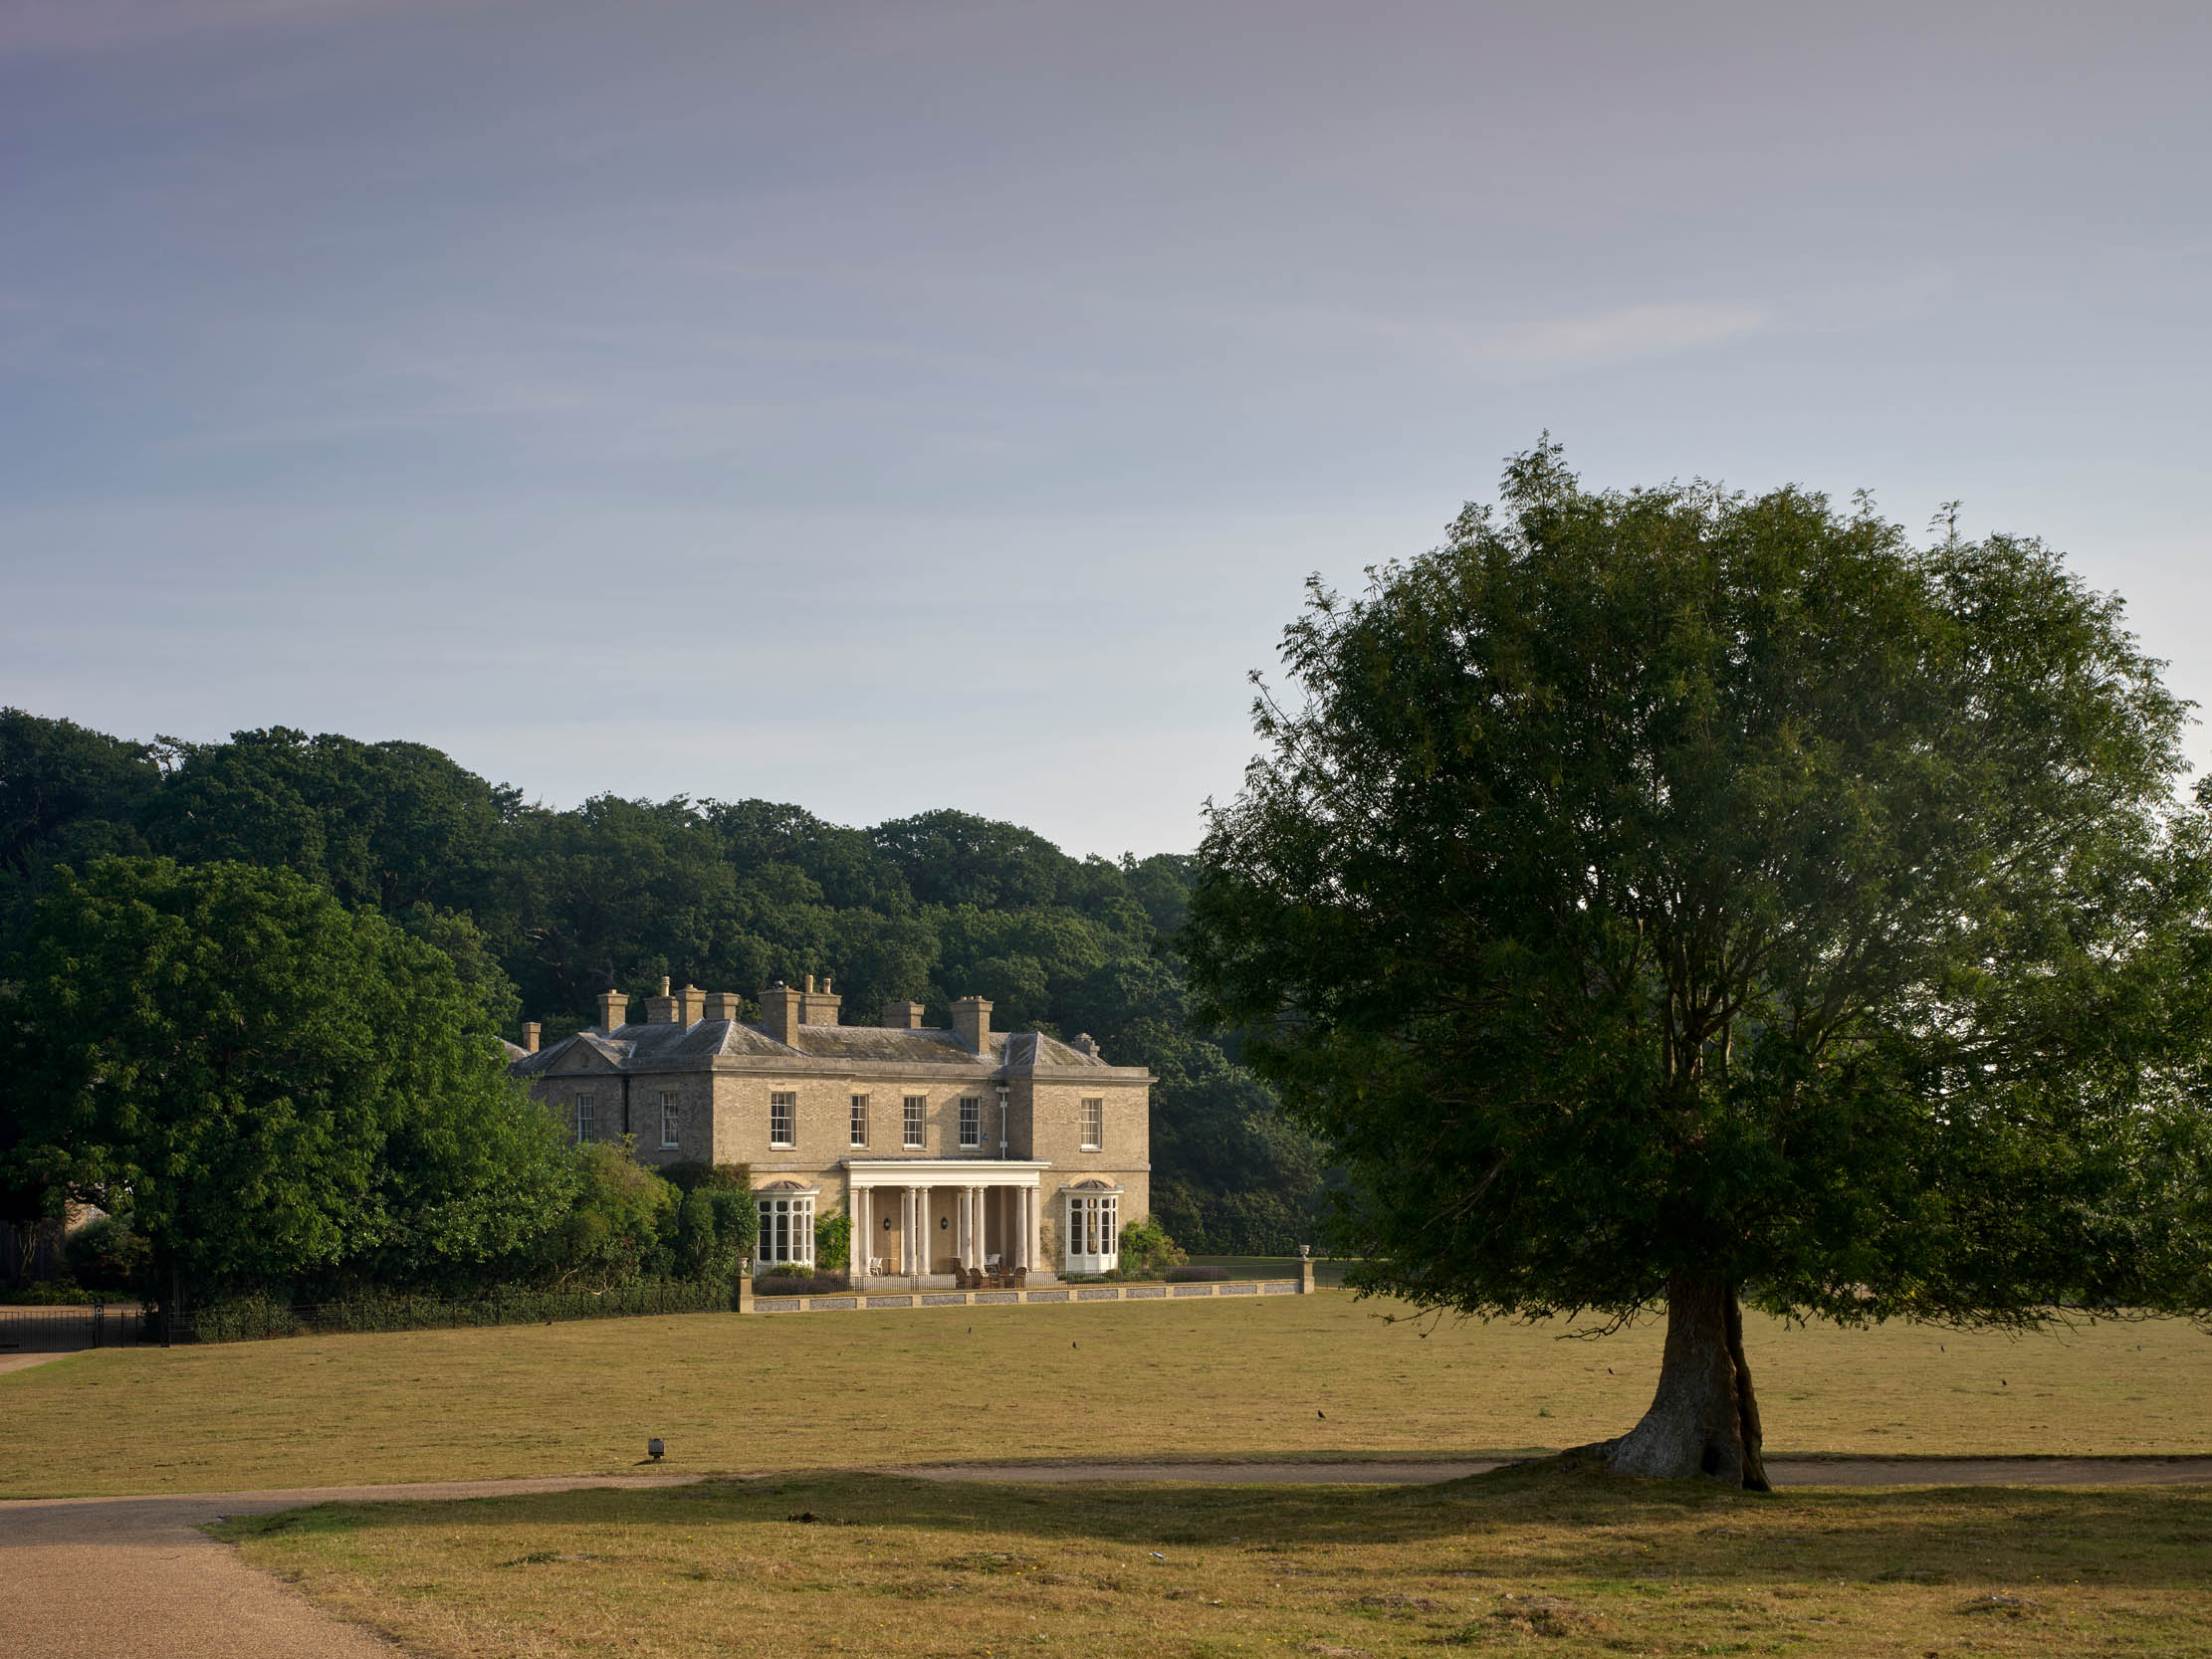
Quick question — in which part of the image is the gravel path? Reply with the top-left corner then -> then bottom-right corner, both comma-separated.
8,1457 -> 2210,1658
0,1474 -> 699,1659
0,1352 -> 73,1376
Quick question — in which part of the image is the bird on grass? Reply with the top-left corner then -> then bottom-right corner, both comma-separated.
1317,1410 -> 1325,1419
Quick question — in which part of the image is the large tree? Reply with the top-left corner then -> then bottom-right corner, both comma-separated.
1,858 -> 576,1304
1185,445 -> 2212,1487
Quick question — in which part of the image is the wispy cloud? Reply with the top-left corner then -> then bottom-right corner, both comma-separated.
1464,302 -> 1774,369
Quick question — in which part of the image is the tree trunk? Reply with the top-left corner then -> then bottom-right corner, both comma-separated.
1603,1273 -> 1770,1489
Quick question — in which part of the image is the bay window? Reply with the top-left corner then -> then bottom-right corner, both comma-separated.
756,1188 -> 816,1268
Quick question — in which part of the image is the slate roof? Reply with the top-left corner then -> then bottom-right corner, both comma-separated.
508,1019 -> 1135,1079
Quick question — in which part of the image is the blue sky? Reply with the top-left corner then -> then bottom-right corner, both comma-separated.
4,1 -> 2208,855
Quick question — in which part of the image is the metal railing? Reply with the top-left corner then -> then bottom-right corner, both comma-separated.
0,1302 -> 153,1351
171,1280 -> 738,1344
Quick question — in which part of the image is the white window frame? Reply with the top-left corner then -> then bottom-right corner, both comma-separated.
756,1193 -> 816,1268
658,1092 -> 679,1150
1080,1097 -> 1103,1151
849,1093 -> 869,1148
770,1091 -> 796,1148
1064,1192 -> 1119,1275
902,1094 -> 926,1149
959,1096 -> 981,1148
574,1094 -> 596,1142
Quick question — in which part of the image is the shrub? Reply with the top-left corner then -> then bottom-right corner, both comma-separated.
0,1281 -> 98,1305
1119,1216 -> 1187,1278
65,1215 -> 148,1295
193,1291 -> 304,1343
751,1271 -> 850,1297
813,1209 -> 852,1273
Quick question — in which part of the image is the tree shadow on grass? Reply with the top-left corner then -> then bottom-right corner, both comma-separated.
219,1464 -> 2212,1592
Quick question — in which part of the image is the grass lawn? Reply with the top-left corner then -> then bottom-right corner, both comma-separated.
3,1294 -> 2206,1499
218,1467 -> 2212,1657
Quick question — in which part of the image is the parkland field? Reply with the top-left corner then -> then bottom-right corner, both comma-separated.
9,1295 -> 2211,1656
3,1294 -> 2207,1499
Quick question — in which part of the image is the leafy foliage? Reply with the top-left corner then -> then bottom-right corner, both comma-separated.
813,1208 -> 853,1273
0,710 -> 1322,1254
1117,1216 -> 1187,1277
1188,445 -> 2212,1331
2,858 -> 578,1301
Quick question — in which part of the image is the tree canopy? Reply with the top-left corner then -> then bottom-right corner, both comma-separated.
1186,445 -> 2212,1485
0,716 -> 1323,1256
3,858 -> 579,1300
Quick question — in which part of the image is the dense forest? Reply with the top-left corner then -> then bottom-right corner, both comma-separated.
0,710 -> 1327,1254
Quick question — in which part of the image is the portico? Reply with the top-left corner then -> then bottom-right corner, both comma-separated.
846,1158 -> 1051,1284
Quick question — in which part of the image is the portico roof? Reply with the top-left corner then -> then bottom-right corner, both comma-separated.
842,1157 -> 1050,1186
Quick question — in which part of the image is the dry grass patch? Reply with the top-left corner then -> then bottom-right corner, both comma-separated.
3,1296 -> 2207,1498
218,1467 -> 2212,1658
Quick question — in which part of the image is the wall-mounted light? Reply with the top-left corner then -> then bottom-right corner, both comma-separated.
940,1215 -> 950,1229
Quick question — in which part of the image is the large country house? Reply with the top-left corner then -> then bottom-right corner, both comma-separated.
508,977 -> 1151,1286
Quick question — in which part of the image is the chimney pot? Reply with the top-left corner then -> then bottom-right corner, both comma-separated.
800,975 -> 842,1027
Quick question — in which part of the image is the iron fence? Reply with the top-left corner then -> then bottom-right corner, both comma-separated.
0,1302 -> 153,1352
173,1279 -> 738,1344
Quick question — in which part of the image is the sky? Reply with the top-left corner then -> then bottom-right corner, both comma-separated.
3,1 -> 2208,858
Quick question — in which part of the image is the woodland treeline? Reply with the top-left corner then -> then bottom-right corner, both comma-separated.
0,710 -> 1327,1254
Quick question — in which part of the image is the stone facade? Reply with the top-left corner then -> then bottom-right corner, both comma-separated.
509,978 -> 1152,1284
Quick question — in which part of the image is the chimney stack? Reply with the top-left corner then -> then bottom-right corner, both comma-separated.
643,975 -> 680,1025
759,981 -> 803,1045
952,994 -> 993,1056
703,990 -> 745,1023
676,983 -> 707,1025
597,989 -> 630,1035
521,1021 -> 542,1055
881,999 -> 924,1030
800,973 -> 841,1027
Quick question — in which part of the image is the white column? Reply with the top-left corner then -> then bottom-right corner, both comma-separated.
856,1185 -> 870,1279
970,1186 -> 984,1269
960,1187 -> 974,1269
1027,1183 -> 1042,1274
911,1185 -> 926,1277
